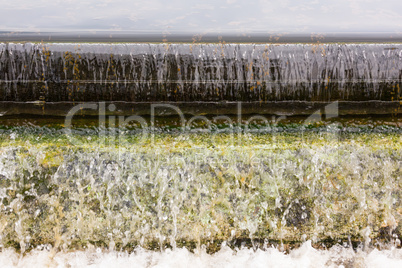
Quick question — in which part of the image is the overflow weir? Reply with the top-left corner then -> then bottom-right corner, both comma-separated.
0,42 -> 401,254
0,43 -> 401,117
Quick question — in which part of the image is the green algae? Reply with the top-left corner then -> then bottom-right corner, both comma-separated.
0,128 -> 400,253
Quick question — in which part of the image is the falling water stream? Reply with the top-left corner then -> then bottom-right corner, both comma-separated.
0,43 -> 401,267
0,43 -> 401,102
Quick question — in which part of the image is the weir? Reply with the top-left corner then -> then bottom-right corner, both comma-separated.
0,42 -> 401,256
1,43 -> 401,117
0,43 -> 401,101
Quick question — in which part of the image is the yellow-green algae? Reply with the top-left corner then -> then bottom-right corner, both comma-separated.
0,130 -> 401,253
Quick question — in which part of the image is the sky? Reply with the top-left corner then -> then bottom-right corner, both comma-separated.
1,0 -> 402,34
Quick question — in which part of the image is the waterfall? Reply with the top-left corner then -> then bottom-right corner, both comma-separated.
1,43 -> 401,102
0,42 -> 401,261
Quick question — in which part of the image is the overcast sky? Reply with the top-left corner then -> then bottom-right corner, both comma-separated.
1,0 -> 402,34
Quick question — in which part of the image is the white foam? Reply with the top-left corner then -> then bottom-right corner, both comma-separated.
1,241 -> 401,268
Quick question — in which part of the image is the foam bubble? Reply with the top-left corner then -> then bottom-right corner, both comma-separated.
1,242 -> 401,268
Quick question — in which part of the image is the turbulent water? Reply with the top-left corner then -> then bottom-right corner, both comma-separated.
0,127 -> 401,254
0,43 -> 401,102
0,241 -> 401,268
0,42 -> 401,266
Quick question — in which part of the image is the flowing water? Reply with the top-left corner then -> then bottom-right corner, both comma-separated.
0,43 -> 401,102
0,42 -> 401,267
